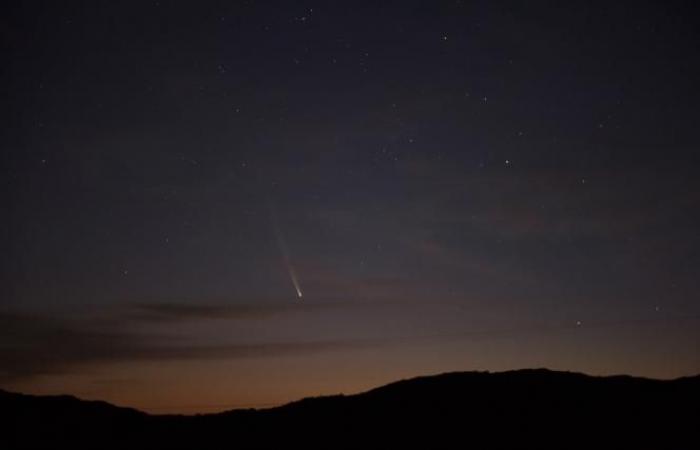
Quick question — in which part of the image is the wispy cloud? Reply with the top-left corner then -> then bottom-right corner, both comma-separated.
0,310 -> 378,382
125,301 -> 328,322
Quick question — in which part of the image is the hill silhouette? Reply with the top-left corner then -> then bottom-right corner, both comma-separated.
2,369 -> 698,449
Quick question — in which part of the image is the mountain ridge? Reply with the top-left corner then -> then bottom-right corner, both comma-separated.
2,368 -> 698,449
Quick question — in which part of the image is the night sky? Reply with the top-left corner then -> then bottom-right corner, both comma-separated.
2,1 -> 699,413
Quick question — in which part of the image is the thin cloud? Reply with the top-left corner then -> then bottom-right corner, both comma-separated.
0,311 -> 378,383
128,302 -> 307,322
120,299 -> 368,323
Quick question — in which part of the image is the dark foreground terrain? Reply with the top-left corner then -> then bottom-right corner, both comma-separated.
2,369 -> 698,449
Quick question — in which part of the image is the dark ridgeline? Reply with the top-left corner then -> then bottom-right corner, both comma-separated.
2,369 -> 698,449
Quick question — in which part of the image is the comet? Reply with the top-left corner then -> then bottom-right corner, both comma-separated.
288,265 -> 303,299
269,201 -> 303,299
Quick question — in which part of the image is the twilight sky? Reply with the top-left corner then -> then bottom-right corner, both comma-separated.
2,0 -> 699,413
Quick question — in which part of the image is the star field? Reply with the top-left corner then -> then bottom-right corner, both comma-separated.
1,1 -> 699,413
